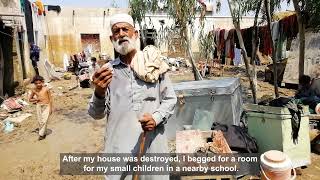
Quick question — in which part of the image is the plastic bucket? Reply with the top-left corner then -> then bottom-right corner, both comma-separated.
260,150 -> 296,180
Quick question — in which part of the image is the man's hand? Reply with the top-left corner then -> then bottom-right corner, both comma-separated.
29,98 -> 39,104
139,113 -> 156,132
92,66 -> 113,98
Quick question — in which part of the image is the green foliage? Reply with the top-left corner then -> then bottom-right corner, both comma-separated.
166,0 -> 197,29
197,3 -> 215,60
240,0 -> 282,23
241,0 -> 262,14
287,0 -> 320,29
129,0 -> 147,23
199,30 -> 215,60
129,0 -> 158,23
129,0 -> 224,60
306,0 -> 320,29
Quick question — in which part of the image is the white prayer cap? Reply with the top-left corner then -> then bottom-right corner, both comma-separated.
110,13 -> 134,28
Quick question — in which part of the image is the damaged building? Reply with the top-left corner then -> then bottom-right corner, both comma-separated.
0,0 -> 34,97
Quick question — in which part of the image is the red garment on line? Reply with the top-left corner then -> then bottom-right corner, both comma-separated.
280,14 -> 299,39
219,29 -> 225,52
227,29 -> 235,59
259,26 -> 273,56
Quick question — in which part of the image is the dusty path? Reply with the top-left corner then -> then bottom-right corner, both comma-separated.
0,77 -> 105,180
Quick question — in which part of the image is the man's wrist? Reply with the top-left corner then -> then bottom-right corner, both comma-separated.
94,89 -> 105,99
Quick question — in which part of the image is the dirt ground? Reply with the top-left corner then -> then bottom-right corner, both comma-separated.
0,66 -> 319,180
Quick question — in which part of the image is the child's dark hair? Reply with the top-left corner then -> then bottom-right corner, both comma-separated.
32,75 -> 44,83
299,75 -> 311,87
91,57 -> 97,62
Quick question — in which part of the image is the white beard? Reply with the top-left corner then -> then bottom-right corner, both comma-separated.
112,36 -> 137,55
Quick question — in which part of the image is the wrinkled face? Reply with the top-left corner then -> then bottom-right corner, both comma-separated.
34,80 -> 44,89
110,22 -> 138,55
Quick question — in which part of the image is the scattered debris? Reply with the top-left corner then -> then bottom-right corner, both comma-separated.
44,83 -> 53,89
176,130 -> 207,153
185,59 -> 192,68
16,99 -> 29,106
54,67 -> 66,73
168,140 -> 176,153
176,130 -> 232,154
44,59 -> 62,81
68,85 -> 79,91
196,131 -> 232,153
1,98 -> 24,112
0,121 -> 4,130
63,73 -> 72,80
3,121 -> 14,133
0,112 -> 9,120
5,113 -> 32,124
210,130 -> 232,153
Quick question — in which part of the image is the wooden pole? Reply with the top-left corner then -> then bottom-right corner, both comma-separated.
132,132 -> 146,180
251,0 -> 263,104
265,0 -> 280,97
227,0 -> 258,102
292,0 -> 305,79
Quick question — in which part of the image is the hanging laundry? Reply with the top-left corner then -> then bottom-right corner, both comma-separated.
259,26 -> 273,56
234,47 -> 243,66
241,27 -> 253,58
47,5 -> 62,14
225,39 -> 230,62
31,3 -> 39,16
281,14 -> 298,39
24,0 -> 35,43
277,21 -> 287,61
215,28 -> 221,56
20,0 -> 25,12
224,29 -> 229,40
219,29 -> 225,53
223,29 -> 230,64
272,21 -> 280,43
272,21 -> 282,61
227,29 -> 235,60
35,0 -> 44,15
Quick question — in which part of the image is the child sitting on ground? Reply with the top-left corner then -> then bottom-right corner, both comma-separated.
29,76 -> 53,140
295,75 -> 316,99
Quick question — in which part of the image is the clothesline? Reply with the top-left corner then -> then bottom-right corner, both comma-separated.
210,13 -> 298,63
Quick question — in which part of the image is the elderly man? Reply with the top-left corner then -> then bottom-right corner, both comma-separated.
88,14 -> 177,179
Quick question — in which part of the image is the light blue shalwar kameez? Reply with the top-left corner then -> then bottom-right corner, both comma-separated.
88,58 -> 177,180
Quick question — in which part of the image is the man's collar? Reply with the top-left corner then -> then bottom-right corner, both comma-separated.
110,57 -> 127,66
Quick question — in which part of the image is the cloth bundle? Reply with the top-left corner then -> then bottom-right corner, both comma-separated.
131,45 -> 169,83
2,98 -> 23,112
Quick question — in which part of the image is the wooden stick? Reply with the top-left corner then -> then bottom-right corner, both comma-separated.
132,131 -> 146,180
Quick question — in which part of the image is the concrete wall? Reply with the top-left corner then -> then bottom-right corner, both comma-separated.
283,32 -> 320,84
43,8 -> 130,67
0,0 -> 19,9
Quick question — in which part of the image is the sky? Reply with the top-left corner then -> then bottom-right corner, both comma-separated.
40,0 -> 294,16
41,0 -> 129,8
